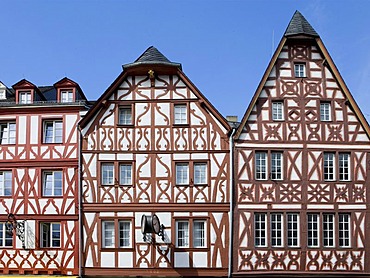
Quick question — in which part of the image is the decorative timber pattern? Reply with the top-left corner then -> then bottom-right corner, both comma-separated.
234,11 -> 370,277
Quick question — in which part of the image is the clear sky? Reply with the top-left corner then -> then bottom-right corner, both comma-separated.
1,0 -> 370,122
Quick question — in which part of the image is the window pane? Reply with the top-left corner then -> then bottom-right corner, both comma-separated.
194,163 -> 207,185
254,213 -> 266,247
61,91 -> 73,102
103,221 -> 115,248
255,152 -> 267,180
51,223 -> 61,247
176,163 -> 189,185
119,107 -> 132,125
119,221 -> 131,247
320,102 -> 331,121
174,105 -> 187,124
324,153 -> 335,181
271,152 -> 282,180
339,153 -> 350,181
323,214 -> 334,247
0,223 -> 13,247
307,214 -> 319,247
294,64 -> 305,77
120,164 -> 132,185
102,164 -> 114,185
339,214 -> 350,247
272,102 -> 283,120
193,221 -> 205,247
271,213 -> 283,247
176,221 -> 189,247
0,171 -> 12,196
287,213 -> 299,247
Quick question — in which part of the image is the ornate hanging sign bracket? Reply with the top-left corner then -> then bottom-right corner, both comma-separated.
141,214 -> 166,242
5,213 -> 26,248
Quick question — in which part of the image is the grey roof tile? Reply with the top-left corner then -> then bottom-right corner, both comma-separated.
284,10 -> 319,37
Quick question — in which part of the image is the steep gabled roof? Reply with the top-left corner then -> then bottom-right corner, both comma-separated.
235,11 -> 370,139
284,10 -> 319,37
122,46 -> 182,70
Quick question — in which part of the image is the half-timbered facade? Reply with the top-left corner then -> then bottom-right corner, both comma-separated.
233,11 -> 370,276
0,78 -> 88,275
79,47 -> 231,277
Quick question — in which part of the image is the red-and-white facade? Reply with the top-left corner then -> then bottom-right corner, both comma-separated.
79,47 -> 231,277
0,78 -> 88,275
233,12 -> 370,276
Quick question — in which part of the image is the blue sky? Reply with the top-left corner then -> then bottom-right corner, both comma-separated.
1,0 -> 370,122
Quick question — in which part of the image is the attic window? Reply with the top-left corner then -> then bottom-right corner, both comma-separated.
19,91 -> 32,104
60,90 -> 74,103
294,63 -> 306,78
0,90 -> 5,100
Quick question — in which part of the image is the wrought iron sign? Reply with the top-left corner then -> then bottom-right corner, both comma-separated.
141,214 -> 165,242
5,213 -> 26,248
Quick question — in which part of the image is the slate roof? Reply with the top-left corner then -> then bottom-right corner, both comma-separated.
284,10 -> 319,37
123,46 -> 182,70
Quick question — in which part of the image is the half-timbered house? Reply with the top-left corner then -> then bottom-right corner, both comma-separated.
0,78 -> 89,275
79,47 -> 231,277
233,11 -> 370,276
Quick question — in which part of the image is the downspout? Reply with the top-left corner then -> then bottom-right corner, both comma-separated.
228,127 -> 236,278
77,124 -> 83,278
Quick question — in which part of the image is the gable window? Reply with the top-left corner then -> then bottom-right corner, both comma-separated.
294,63 -> 306,77
323,153 -> 335,181
43,171 -> 62,196
102,163 -> 114,185
61,90 -> 74,103
272,102 -> 284,121
174,104 -> 187,125
0,171 -> 12,196
339,153 -> 350,181
0,122 -> 15,145
287,213 -> 299,247
194,163 -> 207,185
19,91 -> 32,104
40,222 -> 61,248
271,152 -> 282,180
323,214 -> 335,247
0,223 -> 13,247
339,214 -> 350,247
176,163 -> 189,185
102,220 -> 132,248
119,164 -> 132,186
255,152 -> 267,180
175,219 -> 207,248
320,102 -> 331,121
307,214 -> 319,247
43,120 -> 63,143
118,106 -> 132,125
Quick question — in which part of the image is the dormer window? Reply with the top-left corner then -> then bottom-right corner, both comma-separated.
60,90 -> 74,103
0,89 -> 6,100
19,91 -> 32,104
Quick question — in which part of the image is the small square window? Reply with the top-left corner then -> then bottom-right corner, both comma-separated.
119,164 -> 132,185
272,102 -> 284,121
320,102 -> 331,121
44,120 -> 63,143
43,171 -> 62,196
174,104 -> 187,125
294,64 -> 306,77
61,90 -> 74,103
119,107 -> 132,125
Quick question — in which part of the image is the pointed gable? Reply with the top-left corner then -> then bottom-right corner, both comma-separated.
284,10 -> 319,37
12,79 -> 37,90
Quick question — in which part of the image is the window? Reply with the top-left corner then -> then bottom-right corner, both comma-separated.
119,221 -> 131,247
102,163 -> 114,185
176,219 -> 207,248
272,102 -> 284,120
271,152 -> 282,180
19,91 -> 32,104
194,163 -> 207,185
40,222 -> 60,248
255,152 -> 267,180
271,213 -> 283,247
174,104 -> 187,124
294,63 -> 306,77
254,213 -> 267,247
43,120 -> 62,143
339,153 -> 350,181
0,222 -> 13,247
119,164 -> 132,185
102,220 -> 132,248
60,90 -> 73,103
320,102 -> 331,121
0,89 -> 6,100
339,214 -> 350,247
323,153 -> 335,181
287,213 -> 299,247
102,221 -> 114,248
43,171 -> 62,196
0,122 -> 16,144
118,106 -> 132,125
323,214 -> 335,247
307,214 -> 319,247
0,171 -> 12,196
176,163 -> 189,185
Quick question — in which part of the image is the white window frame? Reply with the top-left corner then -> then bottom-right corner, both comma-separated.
101,163 -> 114,185
338,214 -> 351,248
174,104 -> 187,125
60,90 -> 74,103
118,106 -> 132,125
339,153 -> 350,181
19,91 -> 32,104
175,163 -> 189,185
193,220 -> 206,248
43,171 -> 62,196
43,120 -> 63,143
194,163 -> 207,185
119,164 -> 132,186
287,213 -> 300,247
0,222 -> 13,247
323,214 -> 335,247
176,220 -> 189,248
272,101 -> 284,121
324,153 -> 335,181
0,122 -> 16,144
307,214 -> 319,247
102,221 -> 115,248
255,152 -> 267,180
294,63 -> 306,77
254,213 -> 267,247
271,213 -> 283,247
271,152 -> 283,180
0,171 -> 12,196
119,220 -> 131,248
40,222 -> 61,248
0,89 -> 6,100
320,102 -> 331,121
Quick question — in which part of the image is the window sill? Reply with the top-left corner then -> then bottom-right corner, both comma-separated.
173,124 -> 189,127
174,247 -> 209,251
117,124 -> 134,128
101,247 -> 134,251
42,195 -> 63,198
